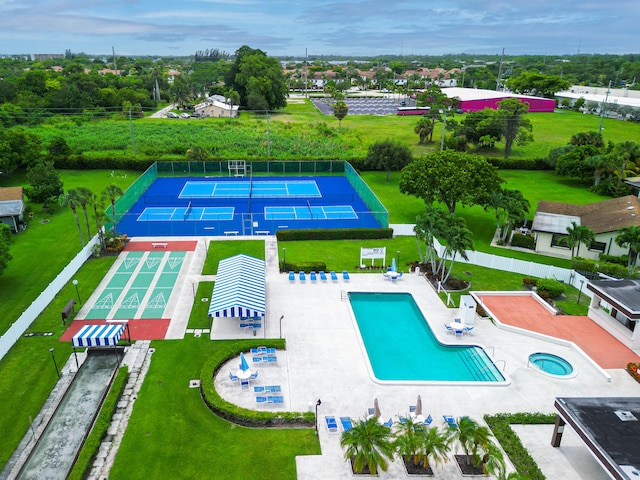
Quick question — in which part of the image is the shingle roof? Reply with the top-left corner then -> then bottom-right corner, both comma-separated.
0,186 -> 23,202
534,195 -> 640,234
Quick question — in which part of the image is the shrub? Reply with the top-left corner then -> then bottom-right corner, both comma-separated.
510,233 -> 535,249
522,277 -> 537,287
599,254 -> 628,266
486,157 -> 552,170
276,228 -> 393,241
627,363 -> 640,383
536,278 -> 565,298
485,412 -> 555,480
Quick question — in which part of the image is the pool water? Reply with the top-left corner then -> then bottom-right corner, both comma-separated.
529,353 -> 574,376
349,292 -> 505,383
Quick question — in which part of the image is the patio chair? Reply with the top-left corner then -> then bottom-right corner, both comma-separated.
325,416 -> 339,434
229,371 -> 239,381
367,407 -> 375,416
424,414 -> 433,426
265,385 -> 281,393
319,271 -> 327,281
340,417 -> 354,432
397,271 -> 404,280
443,415 -> 458,429
409,405 -> 416,413
256,396 -> 267,404
342,271 -> 350,281
444,323 -> 455,334
249,371 -> 259,381
264,355 -> 278,364
299,271 -> 306,281
254,386 -> 265,394
310,271 -> 317,281
330,271 -> 338,282
383,417 -> 393,428
240,379 -> 250,389
288,271 -> 295,282
463,326 -> 474,336
252,357 -> 263,364
251,347 -> 275,355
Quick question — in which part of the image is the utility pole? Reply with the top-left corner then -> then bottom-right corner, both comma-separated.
496,48 -> 505,91
598,80 -> 612,135
304,48 -> 308,99
440,110 -> 447,151
112,46 -> 117,72
129,107 -> 136,158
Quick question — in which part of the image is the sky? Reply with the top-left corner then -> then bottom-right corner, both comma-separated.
0,0 -> 639,58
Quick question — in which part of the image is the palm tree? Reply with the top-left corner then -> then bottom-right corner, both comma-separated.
394,418 -> 452,471
565,221 -> 595,258
394,416 -> 424,466
59,189 -> 85,247
451,416 -> 493,467
613,140 -> 640,186
76,187 -> 94,238
438,217 -> 474,283
102,184 -> 123,234
615,225 -> 640,274
414,117 -> 433,145
500,190 -> 530,242
414,205 -> 447,275
340,416 -> 395,475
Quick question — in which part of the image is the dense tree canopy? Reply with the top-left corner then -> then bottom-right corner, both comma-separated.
0,223 -> 12,277
25,160 -> 63,207
364,139 -> 413,181
505,70 -> 571,98
399,150 -> 503,214
225,46 -> 288,110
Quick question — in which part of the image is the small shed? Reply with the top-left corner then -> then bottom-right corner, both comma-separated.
0,186 -> 25,232
208,254 -> 266,318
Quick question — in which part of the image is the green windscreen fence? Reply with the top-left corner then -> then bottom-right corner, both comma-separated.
344,162 -> 389,227
154,160 -> 345,177
105,163 -> 158,232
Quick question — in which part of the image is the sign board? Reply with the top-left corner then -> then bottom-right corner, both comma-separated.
360,247 -> 386,266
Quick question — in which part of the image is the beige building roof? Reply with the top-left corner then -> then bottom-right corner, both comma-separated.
534,195 -> 640,234
0,186 -> 23,202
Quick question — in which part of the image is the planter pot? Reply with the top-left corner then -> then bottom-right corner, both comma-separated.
349,457 -> 380,476
454,455 -> 486,477
403,458 -> 434,476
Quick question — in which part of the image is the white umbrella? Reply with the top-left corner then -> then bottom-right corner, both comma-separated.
373,398 -> 381,418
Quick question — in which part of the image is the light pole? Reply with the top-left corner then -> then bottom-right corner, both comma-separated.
279,315 -> 284,339
315,399 -> 322,435
396,251 -> 400,270
598,81 -> 612,135
72,279 -> 81,305
191,279 -> 196,298
49,348 -> 60,378
577,279 -> 585,304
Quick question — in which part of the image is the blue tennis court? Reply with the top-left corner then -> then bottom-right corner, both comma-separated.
265,205 -> 357,220
138,206 -> 234,222
179,180 -> 321,198
115,170 -> 387,236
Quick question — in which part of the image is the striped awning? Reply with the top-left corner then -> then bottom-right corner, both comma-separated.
72,324 -> 125,347
208,254 -> 266,318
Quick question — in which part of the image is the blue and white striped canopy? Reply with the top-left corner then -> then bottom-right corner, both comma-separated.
72,324 -> 125,347
208,254 -> 266,318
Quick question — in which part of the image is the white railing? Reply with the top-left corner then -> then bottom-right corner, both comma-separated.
0,235 -> 100,360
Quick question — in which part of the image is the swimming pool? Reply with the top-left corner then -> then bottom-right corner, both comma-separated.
349,292 -> 506,383
528,352 -> 575,377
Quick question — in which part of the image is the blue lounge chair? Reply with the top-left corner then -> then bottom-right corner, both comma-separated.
265,385 -> 281,393
444,323 -> 454,334
325,416 -> 339,434
340,417 -> 353,432
319,271 -> 327,281
288,271 -> 295,281
310,271 -> 317,281
252,357 -> 263,364
424,414 -> 433,426
267,395 -> 284,404
443,415 -> 458,429
342,271 -> 350,281
256,396 -> 267,404
330,271 -> 338,281
251,347 -> 276,355
383,417 -> 393,428
229,371 -> 239,381
264,355 -> 278,364
463,326 -> 474,336
299,271 -> 306,281
409,405 -> 416,413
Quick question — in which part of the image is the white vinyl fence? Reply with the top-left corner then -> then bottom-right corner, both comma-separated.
432,238 -> 593,298
0,235 -> 100,361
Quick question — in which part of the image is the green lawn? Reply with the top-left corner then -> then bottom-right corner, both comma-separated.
109,338 -> 319,480
188,281 -> 214,330
202,239 -> 266,274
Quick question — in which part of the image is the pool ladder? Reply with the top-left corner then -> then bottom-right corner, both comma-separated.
340,290 -> 349,302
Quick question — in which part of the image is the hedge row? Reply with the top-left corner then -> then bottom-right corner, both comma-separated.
55,154 -> 155,171
485,412 -> 556,480
199,339 -> 314,427
572,256 -> 635,279
510,233 -> 535,249
276,228 -> 393,241
67,365 -> 129,480
486,157 -> 552,170
281,261 -> 327,273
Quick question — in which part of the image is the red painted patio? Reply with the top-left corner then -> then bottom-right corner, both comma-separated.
61,319 -> 171,342
124,240 -> 197,252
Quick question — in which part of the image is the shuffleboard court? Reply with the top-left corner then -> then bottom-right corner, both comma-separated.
85,251 -> 186,321
179,180 -> 321,198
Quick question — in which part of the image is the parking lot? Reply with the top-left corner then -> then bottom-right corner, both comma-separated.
311,97 -> 416,115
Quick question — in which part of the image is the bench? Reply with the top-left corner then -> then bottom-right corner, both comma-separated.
224,231 -> 239,236
61,298 -> 76,323
255,230 -> 270,236
152,242 -> 168,249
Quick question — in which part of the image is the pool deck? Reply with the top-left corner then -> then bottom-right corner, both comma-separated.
206,235 -> 640,480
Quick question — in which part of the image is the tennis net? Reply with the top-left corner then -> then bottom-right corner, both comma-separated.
184,201 -> 193,220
